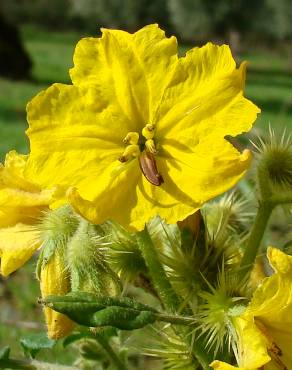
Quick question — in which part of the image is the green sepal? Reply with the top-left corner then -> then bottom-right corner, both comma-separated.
42,292 -> 157,330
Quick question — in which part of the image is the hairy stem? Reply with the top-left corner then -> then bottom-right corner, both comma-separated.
136,226 -> 181,312
240,201 -> 273,277
155,313 -> 195,325
270,191 -> 292,205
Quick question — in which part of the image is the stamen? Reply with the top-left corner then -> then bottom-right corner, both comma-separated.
142,124 -> 155,140
123,132 -> 139,145
145,123 -> 155,131
118,144 -> 140,163
145,139 -> 157,154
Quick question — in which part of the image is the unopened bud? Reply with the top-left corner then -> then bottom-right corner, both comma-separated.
40,251 -> 75,339
67,220 -> 121,296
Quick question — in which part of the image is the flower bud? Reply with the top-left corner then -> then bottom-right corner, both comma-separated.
253,127 -> 292,190
40,251 -> 75,339
67,220 -> 121,296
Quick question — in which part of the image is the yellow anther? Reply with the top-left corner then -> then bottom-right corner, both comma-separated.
145,139 -> 157,154
118,144 -> 140,163
145,123 -> 155,131
123,132 -> 139,145
142,125 -> 155,140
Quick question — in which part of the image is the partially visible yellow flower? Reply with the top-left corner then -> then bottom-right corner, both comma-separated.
0,151 -> 57,276
40,250 -> 75,339
211,247 -> 292,370
25,24 -> 260,231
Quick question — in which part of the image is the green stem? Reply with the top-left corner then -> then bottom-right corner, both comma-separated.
240,201 -> 273,277
136,226 -> 181,312
270,191 -> 292,205
155,313 -> 195,325
95,334 -> 128,370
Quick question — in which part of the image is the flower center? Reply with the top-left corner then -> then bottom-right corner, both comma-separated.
118,124 -> 163,186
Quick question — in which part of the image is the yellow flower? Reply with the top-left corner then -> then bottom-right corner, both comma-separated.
25,24 -> 260,231
211,247 -> 292,370
0,151 -> 57,276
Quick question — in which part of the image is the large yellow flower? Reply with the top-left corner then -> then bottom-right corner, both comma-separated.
0,151 -> 57,276
25,24 -> 260,230
211,247 -> 292,370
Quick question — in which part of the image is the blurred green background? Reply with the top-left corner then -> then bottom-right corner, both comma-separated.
1,0 -> 292,366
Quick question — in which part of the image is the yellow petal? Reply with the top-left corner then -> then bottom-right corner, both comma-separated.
0,187 -> 58,228
0,223 -> 41,276
40,251 -> 75,339
245,248 -> 292,367
25,83 -> 128,196
0,150 -> 38,192
155,45 -> 259,136
0,150 -> 59,228
267,246 -> 292,274
211,360 -> 243,370
211,316 -> 271,370
70,24 -> 178,125
159,141 -> 252,209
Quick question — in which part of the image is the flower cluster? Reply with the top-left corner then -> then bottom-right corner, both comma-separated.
1,24 -> 292,369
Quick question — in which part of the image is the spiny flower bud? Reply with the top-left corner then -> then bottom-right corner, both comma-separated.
40,251 -> 75,339
67,219 -> 121,296
36,206 -> 79,280
39,205 -> 79,248
101,220 -> 147,282
252,127 -> 292,190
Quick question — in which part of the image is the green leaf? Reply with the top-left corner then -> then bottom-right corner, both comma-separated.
20,333 -> 55,359
0,346 -> 10,359
42,292 -> 157,330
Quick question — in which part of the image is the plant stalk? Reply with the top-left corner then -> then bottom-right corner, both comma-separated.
95,334 -> 128,370
240,201 -> 273,277
136,226 -> 181,312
